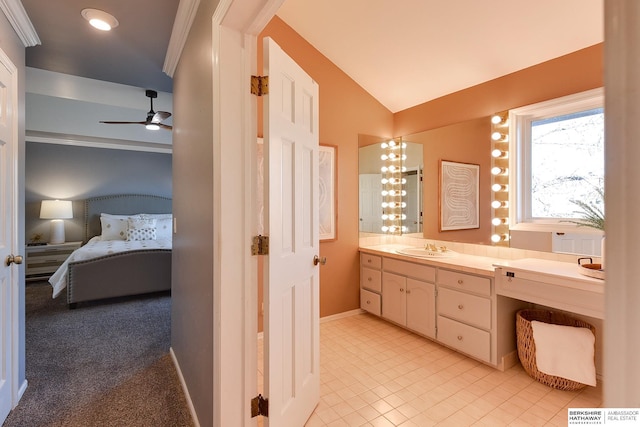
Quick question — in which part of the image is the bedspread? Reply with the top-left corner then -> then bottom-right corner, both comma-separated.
49,236 -> 172,298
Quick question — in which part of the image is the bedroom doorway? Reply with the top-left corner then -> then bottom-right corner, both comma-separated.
0,46 -> 20,425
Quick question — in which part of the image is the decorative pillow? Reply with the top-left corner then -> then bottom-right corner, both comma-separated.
100,215 -> 132,241
126,217 -> 157,241
154,217 -> 173,240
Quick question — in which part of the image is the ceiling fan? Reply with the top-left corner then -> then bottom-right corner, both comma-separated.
100,89 -> 172,131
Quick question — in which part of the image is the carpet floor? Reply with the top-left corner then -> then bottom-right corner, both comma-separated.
3,282 -> 193,427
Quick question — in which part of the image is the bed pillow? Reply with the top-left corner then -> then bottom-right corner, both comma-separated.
139,214 -> 172,240
126,217 -> 157,241
100,214 -> 134,240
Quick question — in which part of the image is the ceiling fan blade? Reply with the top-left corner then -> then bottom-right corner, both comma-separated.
151,111 -> 172,123
100,120 -> 147,125
158,123 -> 173,130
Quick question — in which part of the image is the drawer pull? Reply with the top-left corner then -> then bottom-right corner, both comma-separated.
458,304 -> 464,310
366,300 -> 371,304
367,277 -> 372,281
457,335 -> 463,341
457,279 -> 464,285
367,259 -> 372,263
406,289 -> 411,294
400,288 -> 404,292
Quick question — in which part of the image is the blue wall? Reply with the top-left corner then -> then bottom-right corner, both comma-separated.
25,141 -> 172,243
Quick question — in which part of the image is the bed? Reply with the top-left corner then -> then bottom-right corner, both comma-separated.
48,194 -> 172,308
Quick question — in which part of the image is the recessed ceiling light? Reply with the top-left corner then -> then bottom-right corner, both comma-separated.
81,8 -> 119,31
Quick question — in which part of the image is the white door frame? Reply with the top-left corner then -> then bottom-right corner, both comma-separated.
211,0 -> 283,425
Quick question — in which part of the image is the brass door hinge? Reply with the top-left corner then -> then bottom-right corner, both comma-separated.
251,235 -> 269,255
251,75 -> 269,96
251,394 -> 269,418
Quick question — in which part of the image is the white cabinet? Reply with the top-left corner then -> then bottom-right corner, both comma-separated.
359,250 -> 524,370
437,269 -> 493,363
381,268 -> 436,339
360,253 -> 382,315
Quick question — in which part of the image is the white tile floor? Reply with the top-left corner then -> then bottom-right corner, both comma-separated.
258,313 -> 601,426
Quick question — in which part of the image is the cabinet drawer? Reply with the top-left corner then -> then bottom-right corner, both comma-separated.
361,267 -> 382,292
384,258 -> 436,282
438,287 -> 491,329
438,269 -> 491,296
360,253 -> 382,270
437,315 -> 490,362
361,289 -> 381,316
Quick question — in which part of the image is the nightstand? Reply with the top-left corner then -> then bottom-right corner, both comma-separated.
25,241 -> 82,281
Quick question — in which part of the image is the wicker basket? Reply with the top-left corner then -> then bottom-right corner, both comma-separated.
516,309 -> 596,391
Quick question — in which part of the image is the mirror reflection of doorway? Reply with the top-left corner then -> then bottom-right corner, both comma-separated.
403,167 -> 422,234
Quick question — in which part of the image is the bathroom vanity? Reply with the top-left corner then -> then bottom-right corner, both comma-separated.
360,246 -> 525,370
359,245 -> 605,371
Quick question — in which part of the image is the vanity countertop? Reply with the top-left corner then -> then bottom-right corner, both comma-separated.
493,258 -> 604,293
359,244 -> 501,276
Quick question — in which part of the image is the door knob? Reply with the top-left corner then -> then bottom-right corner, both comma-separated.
5,254 -> 23,266
313,255 -> 327,266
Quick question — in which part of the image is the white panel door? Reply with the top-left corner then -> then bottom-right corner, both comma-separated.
0,48 -> 18,425
381,272 -> 406,326
406,279 -> 436,339
263,37 -> 320,426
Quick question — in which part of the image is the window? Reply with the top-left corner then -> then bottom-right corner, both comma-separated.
509,88 -> 604,231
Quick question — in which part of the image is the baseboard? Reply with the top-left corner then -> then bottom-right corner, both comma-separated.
16,379 -> 28,405
169,347 -> 200,427
320,308 -> 365,323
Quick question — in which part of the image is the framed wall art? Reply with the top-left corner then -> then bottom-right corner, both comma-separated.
319,144 -> 337,241
439,160 -> 480,231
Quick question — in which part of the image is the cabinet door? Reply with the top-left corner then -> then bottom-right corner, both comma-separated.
406,278 -> 436,339
382,272 -> 406,326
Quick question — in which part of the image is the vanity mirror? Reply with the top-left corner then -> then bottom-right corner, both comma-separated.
358,135 -> 423,236
359,117 -> 492,243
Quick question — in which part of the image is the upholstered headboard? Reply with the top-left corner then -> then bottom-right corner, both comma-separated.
84,194 -> 172,242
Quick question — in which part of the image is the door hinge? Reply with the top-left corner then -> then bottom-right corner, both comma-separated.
251,394 -> 269,418
251,75 -> 269,96
251,235 -> 269,255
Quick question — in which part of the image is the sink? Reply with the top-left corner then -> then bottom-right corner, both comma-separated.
396,247 -> 458,258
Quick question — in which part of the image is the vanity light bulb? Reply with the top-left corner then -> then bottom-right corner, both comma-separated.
491,200 -> 508,209
402,226 -> 408,232
382,214 -> 388,220
401,154 -> 407,160
491,114 -> 506,125
491,167 -> 507,176
388,153 -> 396,159
389,165 -> 396,172
381,190 -> 388,196
492,218 -> 507,226
381,142 -> 388,149
388,190 -> 395,196
380,154 -> 388,160
491,149 -> 507,158
401,190 -> 407,196
401,214 -> 407,220
381,166 -> 388,172
401,142 -> 407,148
401,178 -> 407,184
381,226 -> 389,232
492,183 -> 508,192
491,131 -> 507,141
388,202 -> 396,208
400,202 -> 407,208
388,140 -> 396,147
381,178 -> 388,184
388,214 -> 395,220
401,166 -> 407,172
388,178 -> 395,184
491,233 -> 509,243
389,226 -> 396,232
381,202 -> 388,208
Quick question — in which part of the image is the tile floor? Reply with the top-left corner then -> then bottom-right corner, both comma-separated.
258,313 -> 602,426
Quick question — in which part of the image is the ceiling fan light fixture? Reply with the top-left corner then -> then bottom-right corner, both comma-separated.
81,9 -> 119,31
146,123 -> 160,131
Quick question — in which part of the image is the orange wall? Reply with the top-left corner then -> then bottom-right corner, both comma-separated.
258,17 -> 394,318
394,44 -> 603,136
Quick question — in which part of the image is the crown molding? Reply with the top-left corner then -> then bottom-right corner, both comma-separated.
163,0 -> 200,77
0,0 -> 40,47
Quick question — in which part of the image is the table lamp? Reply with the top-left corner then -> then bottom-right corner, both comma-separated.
40,200 -> 73,244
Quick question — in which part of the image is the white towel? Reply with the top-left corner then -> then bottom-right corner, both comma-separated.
530,320 -> 596,386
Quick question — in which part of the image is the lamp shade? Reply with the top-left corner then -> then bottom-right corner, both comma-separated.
40,200 -> 73,219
